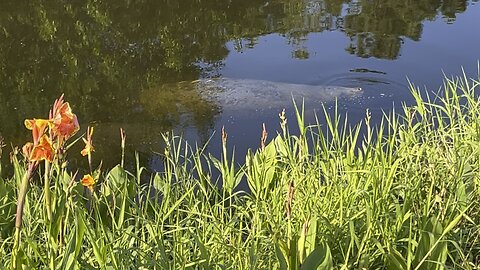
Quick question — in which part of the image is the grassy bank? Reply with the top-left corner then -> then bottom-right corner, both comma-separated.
1,73 -> 480,269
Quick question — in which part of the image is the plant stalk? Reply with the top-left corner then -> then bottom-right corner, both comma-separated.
44,161 -> 52,221
11,164 -> 35,268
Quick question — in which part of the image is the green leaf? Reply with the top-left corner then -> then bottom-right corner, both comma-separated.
275,242 -> 289,270
306,218 -> 318,255
301,242 -> 332,270
60,211 -> 86,270
275,135 -> 289,158
209,154 -> 222,173
107,165 -> 127,188
455,180 -> 467,211
413,216 -> 449,270
162,185 -> 195,223
293,98 -> 306,136
298,221 -> 308,263
192,233 -> 211,269
81,213 -> 105,267
264,140 -> 277,161
386,247 -> 408,270
116,185 -> 128,229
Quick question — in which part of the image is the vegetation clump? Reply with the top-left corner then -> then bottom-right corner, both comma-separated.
1,73 -> 480,269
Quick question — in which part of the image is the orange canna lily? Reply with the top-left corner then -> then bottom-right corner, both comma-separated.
24,118 -> 52,131
80,174 -> 96,191
24,118 -> 51,145
29,134 -> 54,162
81,126 -> 95,156
50,94 -> 80,142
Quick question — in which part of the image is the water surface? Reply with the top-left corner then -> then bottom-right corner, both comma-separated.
0,0 -> 479,172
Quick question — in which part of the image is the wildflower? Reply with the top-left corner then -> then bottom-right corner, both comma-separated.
13,94 -> 78,265
50,94 -> 80,143
24,118 -> 51,130
24,118 -> 51,145
29,134 -> 54,162
81,126 -> 95,156
23,119 -> 55,162
80,174 -> 96,191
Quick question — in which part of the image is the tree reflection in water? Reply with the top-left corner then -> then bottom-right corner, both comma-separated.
0,0 -> 475,170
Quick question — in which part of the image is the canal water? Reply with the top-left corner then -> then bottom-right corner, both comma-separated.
0,0 -> 479,173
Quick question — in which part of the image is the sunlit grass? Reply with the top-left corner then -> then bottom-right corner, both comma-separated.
1,72 -> 480,269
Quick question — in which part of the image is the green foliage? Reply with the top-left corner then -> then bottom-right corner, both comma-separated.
1,72 -> 480,268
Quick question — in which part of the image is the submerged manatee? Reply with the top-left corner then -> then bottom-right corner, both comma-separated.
140,77 -> 363,121
193,77 -> 362,111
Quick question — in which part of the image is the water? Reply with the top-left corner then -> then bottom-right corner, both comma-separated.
0,0 -> 479,173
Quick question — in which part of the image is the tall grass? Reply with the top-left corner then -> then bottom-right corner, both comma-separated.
1,72 -> 480,269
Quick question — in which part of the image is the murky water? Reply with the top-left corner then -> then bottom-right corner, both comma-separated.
0,0 -> 479,172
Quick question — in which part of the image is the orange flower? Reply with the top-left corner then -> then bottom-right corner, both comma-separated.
50,94 -> 80,142
24,118 -> 51,131
80,174 -> 96,191
29,134 -> 54,162
24,118 -> 51,145
81,126 -> 95,156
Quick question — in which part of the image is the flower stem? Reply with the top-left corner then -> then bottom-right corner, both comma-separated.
11,164 -> 35,268
44,161 -> 52,221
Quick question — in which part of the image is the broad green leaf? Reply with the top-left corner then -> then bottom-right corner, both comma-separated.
275,242 -> 289,270
301,242 -> 332,270
107,165 -> 127,188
